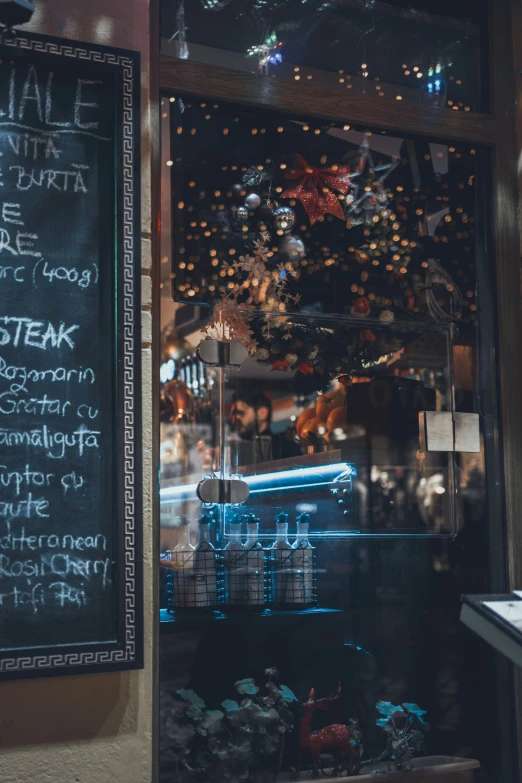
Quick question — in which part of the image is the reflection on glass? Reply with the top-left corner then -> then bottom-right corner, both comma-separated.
161,0 -> 481,110
160,311 -> 457,538
158,90 -> 501,781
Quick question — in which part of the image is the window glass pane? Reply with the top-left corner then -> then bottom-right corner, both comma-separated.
159,93 -> 503,783
161,0 -> 482,111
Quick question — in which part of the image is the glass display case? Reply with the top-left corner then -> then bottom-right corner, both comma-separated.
158,17 -> 512,777
161,311 -> 459,541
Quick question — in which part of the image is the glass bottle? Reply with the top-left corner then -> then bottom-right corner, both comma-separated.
194,516 -> 217,607
161,548 -> 176,610
224,520 -> 246,605
173,515 -> 195,608
270,512 -> 292,605
292,513 -> 315,605
245,517 -> 265,606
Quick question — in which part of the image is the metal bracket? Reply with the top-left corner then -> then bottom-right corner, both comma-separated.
419,411 -> 480,453
197,477 -> 250,505
196,339 -> 249,367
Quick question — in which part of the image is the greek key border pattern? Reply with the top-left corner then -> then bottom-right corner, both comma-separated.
0,37 -> 138,673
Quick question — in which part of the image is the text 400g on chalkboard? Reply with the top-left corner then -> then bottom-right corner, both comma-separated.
0,35 -> 141,678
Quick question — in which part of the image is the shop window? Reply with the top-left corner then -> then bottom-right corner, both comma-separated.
158,90 -> 501,783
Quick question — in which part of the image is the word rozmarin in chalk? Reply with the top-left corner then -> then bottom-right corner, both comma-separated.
0,358 -> 95,393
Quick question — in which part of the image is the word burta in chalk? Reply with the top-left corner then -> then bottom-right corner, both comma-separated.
0,316 -> 79,350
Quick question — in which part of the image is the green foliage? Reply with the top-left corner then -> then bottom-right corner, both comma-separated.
373,701 -> 430,771
160,669 -> 297,783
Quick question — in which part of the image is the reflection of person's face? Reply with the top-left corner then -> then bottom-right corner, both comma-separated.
230,401 -> 257,438
230,400 -> 269,438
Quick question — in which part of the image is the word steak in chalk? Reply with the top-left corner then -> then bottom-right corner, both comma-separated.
0,316 -> 79,350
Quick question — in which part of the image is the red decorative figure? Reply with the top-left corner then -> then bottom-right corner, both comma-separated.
296,683 -> 360,778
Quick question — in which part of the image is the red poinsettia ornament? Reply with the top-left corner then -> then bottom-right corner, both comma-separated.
297,361 -> 314,375
280,154 -> 351,225
351,297 -> 370,317
360,329 -> 376,343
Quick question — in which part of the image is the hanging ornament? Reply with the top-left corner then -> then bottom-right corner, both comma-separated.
343,137 -> 398,225
170,0 -> 189,59
243,166 -> 270,189
258,199 -> 277,220
247,32 -> 283,75
280,154 -> 351,225
235,205 -> 249,221
280,234 -> 305,261
360,329 -> 376,343
423,62 -> 447,108
231,184 -> 248,202
425,258 -> 462,323
273,206 -> 296,232
244,192 -> 261,210
230,183 -> 247,200
351,297 -> 370,317
379,309 -> 395,323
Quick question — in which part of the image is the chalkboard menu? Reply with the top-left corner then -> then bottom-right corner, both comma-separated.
0,34 -> 142,678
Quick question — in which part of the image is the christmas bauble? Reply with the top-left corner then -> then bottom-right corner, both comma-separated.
230,183 -> 247,200
379,309 -> 395,323
258,199 -> 277,219
280,234 -> 305,261
273,206 -> 296,232
235,205 -> 249,221
352,296 -> 370,317
244,192 -> 261,210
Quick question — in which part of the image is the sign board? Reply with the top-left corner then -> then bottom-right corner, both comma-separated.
0,33 -> 142,678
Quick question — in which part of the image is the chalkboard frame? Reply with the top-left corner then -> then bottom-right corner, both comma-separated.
0,32 -> 143,679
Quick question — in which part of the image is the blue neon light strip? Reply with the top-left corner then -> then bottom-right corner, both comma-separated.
160,462 -> 354,503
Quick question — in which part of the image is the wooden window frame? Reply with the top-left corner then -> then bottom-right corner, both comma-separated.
158,0 -> 522,770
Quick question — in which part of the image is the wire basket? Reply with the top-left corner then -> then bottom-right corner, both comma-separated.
223,547 -> 269,608
165,548 -> 224,612
269,547 -> 317,609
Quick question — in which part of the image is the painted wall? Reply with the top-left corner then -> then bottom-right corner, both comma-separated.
0,2 -> 155,782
